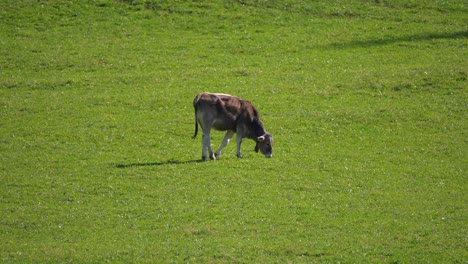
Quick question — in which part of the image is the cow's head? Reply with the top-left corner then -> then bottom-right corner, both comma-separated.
255,133 -> 273,158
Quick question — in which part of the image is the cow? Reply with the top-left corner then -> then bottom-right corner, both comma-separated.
192,92 -> 273,161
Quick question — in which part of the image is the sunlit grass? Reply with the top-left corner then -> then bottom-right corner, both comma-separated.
1,0 -> 466,262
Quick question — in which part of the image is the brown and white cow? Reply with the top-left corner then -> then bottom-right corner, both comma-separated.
193,92 -> 273,161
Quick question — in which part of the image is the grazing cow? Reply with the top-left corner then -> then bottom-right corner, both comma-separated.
193,92 -> 273,161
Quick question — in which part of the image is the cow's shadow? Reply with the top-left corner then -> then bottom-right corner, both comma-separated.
114,159 -> 202,168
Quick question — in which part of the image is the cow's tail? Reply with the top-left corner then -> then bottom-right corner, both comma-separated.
192,111 -> 198,139
192,95 -> 200,139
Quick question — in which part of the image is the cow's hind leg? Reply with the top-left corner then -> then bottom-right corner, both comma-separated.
202,130 -> 215,161
215,130 -> 235,158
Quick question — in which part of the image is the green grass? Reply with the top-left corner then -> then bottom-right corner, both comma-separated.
1,0 -> 467,262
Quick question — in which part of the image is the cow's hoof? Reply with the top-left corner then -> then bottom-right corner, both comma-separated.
209,154 -> 216,160
236,154 -> 243,158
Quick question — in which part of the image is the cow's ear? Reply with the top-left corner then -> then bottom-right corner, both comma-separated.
257,136 -> 265,142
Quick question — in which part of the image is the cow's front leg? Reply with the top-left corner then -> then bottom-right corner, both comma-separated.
202,132 -> 215,161
215,130 -> 235,158
236,134 -> 243,158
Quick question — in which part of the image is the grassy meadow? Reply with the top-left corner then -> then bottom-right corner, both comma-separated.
1,0 -> 467,262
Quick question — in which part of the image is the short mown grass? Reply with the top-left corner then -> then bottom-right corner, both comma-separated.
1,0 -> 466,262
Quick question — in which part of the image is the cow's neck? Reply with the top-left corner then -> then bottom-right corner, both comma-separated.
247,118 -> 267,139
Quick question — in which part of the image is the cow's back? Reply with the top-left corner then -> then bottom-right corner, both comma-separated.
194,93 -> 232,131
